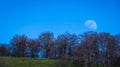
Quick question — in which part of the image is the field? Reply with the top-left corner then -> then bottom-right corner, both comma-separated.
0,57 -> 57,67
0,57 -> 78,67
0,57 -> 107,67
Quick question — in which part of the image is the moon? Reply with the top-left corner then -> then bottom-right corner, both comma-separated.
84,20 -> 97,30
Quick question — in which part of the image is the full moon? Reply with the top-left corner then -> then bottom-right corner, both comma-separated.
84,20 -> 97,30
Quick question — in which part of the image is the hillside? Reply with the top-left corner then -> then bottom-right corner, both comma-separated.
0,57 -> 57,67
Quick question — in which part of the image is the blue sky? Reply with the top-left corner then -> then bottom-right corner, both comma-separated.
0,0 -> 120,43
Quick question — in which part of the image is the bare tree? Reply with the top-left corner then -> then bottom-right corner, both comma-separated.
99,32 -> 118,67
66,33 -> 79,56
38,32 -> 55,58
10,35 -> 28,57
115,34 -> 120,56
27,39 -> 40,57
56,34 -> 68,58
55,33 -> 78,59
48,41 -> 56,58
75,32 -> 101,67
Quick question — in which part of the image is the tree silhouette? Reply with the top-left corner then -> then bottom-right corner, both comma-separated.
38,32 -> 55,58
10,35 -> 28,57
27,39 -> 40,57
99,32 -> 118,67
0,31 -> 119,67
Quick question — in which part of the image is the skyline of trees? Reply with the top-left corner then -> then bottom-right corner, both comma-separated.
0,31 -> 120,67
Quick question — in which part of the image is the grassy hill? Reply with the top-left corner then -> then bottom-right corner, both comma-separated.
0,57 -> 105,67
0,57 -> 57,67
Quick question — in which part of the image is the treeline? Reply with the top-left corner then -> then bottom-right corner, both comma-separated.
0,31 -> 120,67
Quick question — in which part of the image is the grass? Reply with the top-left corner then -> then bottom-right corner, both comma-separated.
0,56 -> 57,67
0,56 -> 106,67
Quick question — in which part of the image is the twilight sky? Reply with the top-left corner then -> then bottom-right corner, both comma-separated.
0,0 -> 120,43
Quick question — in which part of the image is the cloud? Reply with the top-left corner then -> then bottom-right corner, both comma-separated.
84,20 -> 97,30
